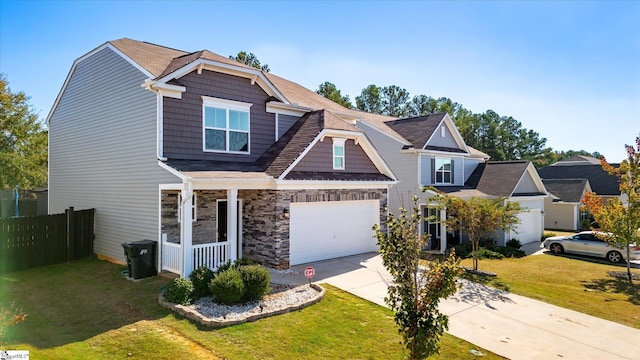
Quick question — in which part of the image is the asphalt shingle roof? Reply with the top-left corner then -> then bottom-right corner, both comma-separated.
537,165 -> 620,196
542,179 -> 589,203
385,113 -> 447,149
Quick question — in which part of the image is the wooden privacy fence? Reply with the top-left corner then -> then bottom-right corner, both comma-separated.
0,207 -> 95,273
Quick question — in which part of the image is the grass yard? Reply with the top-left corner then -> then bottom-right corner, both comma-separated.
460,253 -> 640,329
0,257 -> 501,359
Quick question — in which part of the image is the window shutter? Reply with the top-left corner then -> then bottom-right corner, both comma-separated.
431,158 -> 435,184
451,160 -> 455,184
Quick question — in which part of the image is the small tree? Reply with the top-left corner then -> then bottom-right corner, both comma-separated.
0,74 -> 48,190
428,190 -> 522,271
582,135 -> 640,282
374,197 -> 461,359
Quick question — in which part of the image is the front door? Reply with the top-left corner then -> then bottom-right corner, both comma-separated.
217,200 -> 242,257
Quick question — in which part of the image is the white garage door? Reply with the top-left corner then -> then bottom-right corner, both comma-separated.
289,200 -> 380,265
510,209 -> 542,244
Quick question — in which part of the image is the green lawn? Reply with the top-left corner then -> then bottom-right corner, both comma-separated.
460,253 -> 640,329
0,257 -> 501,359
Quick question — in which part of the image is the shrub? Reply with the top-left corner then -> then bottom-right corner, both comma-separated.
479,237 -> 497,250
209,268 -> 245,305
214,258 -> 256,275
239,265 -> 271,302
495,246 -> 526,258
189,265 -> 215,299
475,247 -> 504,259
505,238 -> 522,249
164,277 -> 194,305
452,243 -> 471,258
542,231 -> 556,240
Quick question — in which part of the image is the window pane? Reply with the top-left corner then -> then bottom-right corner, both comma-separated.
436,173 -> 443,183
205,107 -> 226,128
334,157 -> 344,168
334,145 -> 344,156
229,131 -> 248,152
443,161 -> 451,171
229,110 -> 249,131
444,173 -> 451,183
205,129 -> 226,150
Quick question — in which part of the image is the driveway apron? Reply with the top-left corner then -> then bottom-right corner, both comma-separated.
271,252 -> 640,360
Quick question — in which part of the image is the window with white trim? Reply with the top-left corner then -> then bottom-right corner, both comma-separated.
202,96 -> 252,153
178,193 -> 197,223
435,158 -> 452,184
333,138 -> 346,170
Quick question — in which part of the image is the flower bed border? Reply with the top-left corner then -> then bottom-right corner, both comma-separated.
158,283 -> 325,328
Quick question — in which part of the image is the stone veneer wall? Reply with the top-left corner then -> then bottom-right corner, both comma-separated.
241,188 -> 388,269
161,190 -> 227,245
161,188 -> 388,269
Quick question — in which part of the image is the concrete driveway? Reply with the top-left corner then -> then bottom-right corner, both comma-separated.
271,253 -> 640,360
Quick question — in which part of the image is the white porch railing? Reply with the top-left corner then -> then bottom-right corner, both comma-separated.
193,242 -> 229,271
162,240 -> 181,274
162,238 -> 230,275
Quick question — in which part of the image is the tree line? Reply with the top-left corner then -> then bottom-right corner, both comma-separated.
316,81 -> 604,166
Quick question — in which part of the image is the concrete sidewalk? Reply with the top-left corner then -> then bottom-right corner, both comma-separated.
270,253 -> 640,360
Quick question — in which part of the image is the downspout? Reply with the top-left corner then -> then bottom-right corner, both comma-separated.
156,91 -> 167,161
141,79 -> 167,161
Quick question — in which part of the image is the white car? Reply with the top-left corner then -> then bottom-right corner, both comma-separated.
542,231 -> 640,263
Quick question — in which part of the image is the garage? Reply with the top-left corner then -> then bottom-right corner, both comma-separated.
509,209 -> 542,244
289,200 -> 380,265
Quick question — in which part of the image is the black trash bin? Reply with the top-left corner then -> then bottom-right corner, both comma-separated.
122,240 -> 157,279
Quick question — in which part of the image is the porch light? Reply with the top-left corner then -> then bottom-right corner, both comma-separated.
283,207 -> 290,219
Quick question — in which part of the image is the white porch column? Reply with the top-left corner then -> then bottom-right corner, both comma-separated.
181,183 -> 193,277
227,188 -> 238,262
440,208 -> 447,254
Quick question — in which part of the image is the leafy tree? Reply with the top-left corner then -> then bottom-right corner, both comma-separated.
582,135 -> 640,282
355,84 -> 383,114
380,85 -> 410,117
427,189 -> 522,270
374,197 -> 461,359
316,81 -> 353,108
0,74 -> 48,190
229,51 -> 270,72
407,94 -> 438,116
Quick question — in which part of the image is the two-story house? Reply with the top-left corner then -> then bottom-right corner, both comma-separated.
357,113 -> 548,250
48,39 -> 397,277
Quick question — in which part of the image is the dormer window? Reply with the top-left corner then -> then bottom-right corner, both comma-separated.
333,138 -> 346,170
202,96 -> 252,153
441,126 -> 446,138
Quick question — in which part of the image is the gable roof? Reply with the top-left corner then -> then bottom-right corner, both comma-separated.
386,113 -> 445,149
537,164 -> 620,196
84,38 -> 487,160
462,160 -> 546,197
542,179 -> 590,203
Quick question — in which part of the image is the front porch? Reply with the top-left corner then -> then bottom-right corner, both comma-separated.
158,185 -> 389,277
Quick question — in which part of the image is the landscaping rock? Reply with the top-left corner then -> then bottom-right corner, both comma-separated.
158,283 -> 324,328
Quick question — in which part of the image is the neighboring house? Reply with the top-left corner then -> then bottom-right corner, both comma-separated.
357,113 -> 548,250
538,155 -> 622,231
48,38 -> 396,277
542,179 -> 592,231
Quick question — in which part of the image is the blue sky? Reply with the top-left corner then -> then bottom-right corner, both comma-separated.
1,0 -> 638,162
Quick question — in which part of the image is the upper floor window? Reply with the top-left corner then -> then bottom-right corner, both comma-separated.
434,158 -> 451,184
333,138 -> 346,170
202,96 -> 252,153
